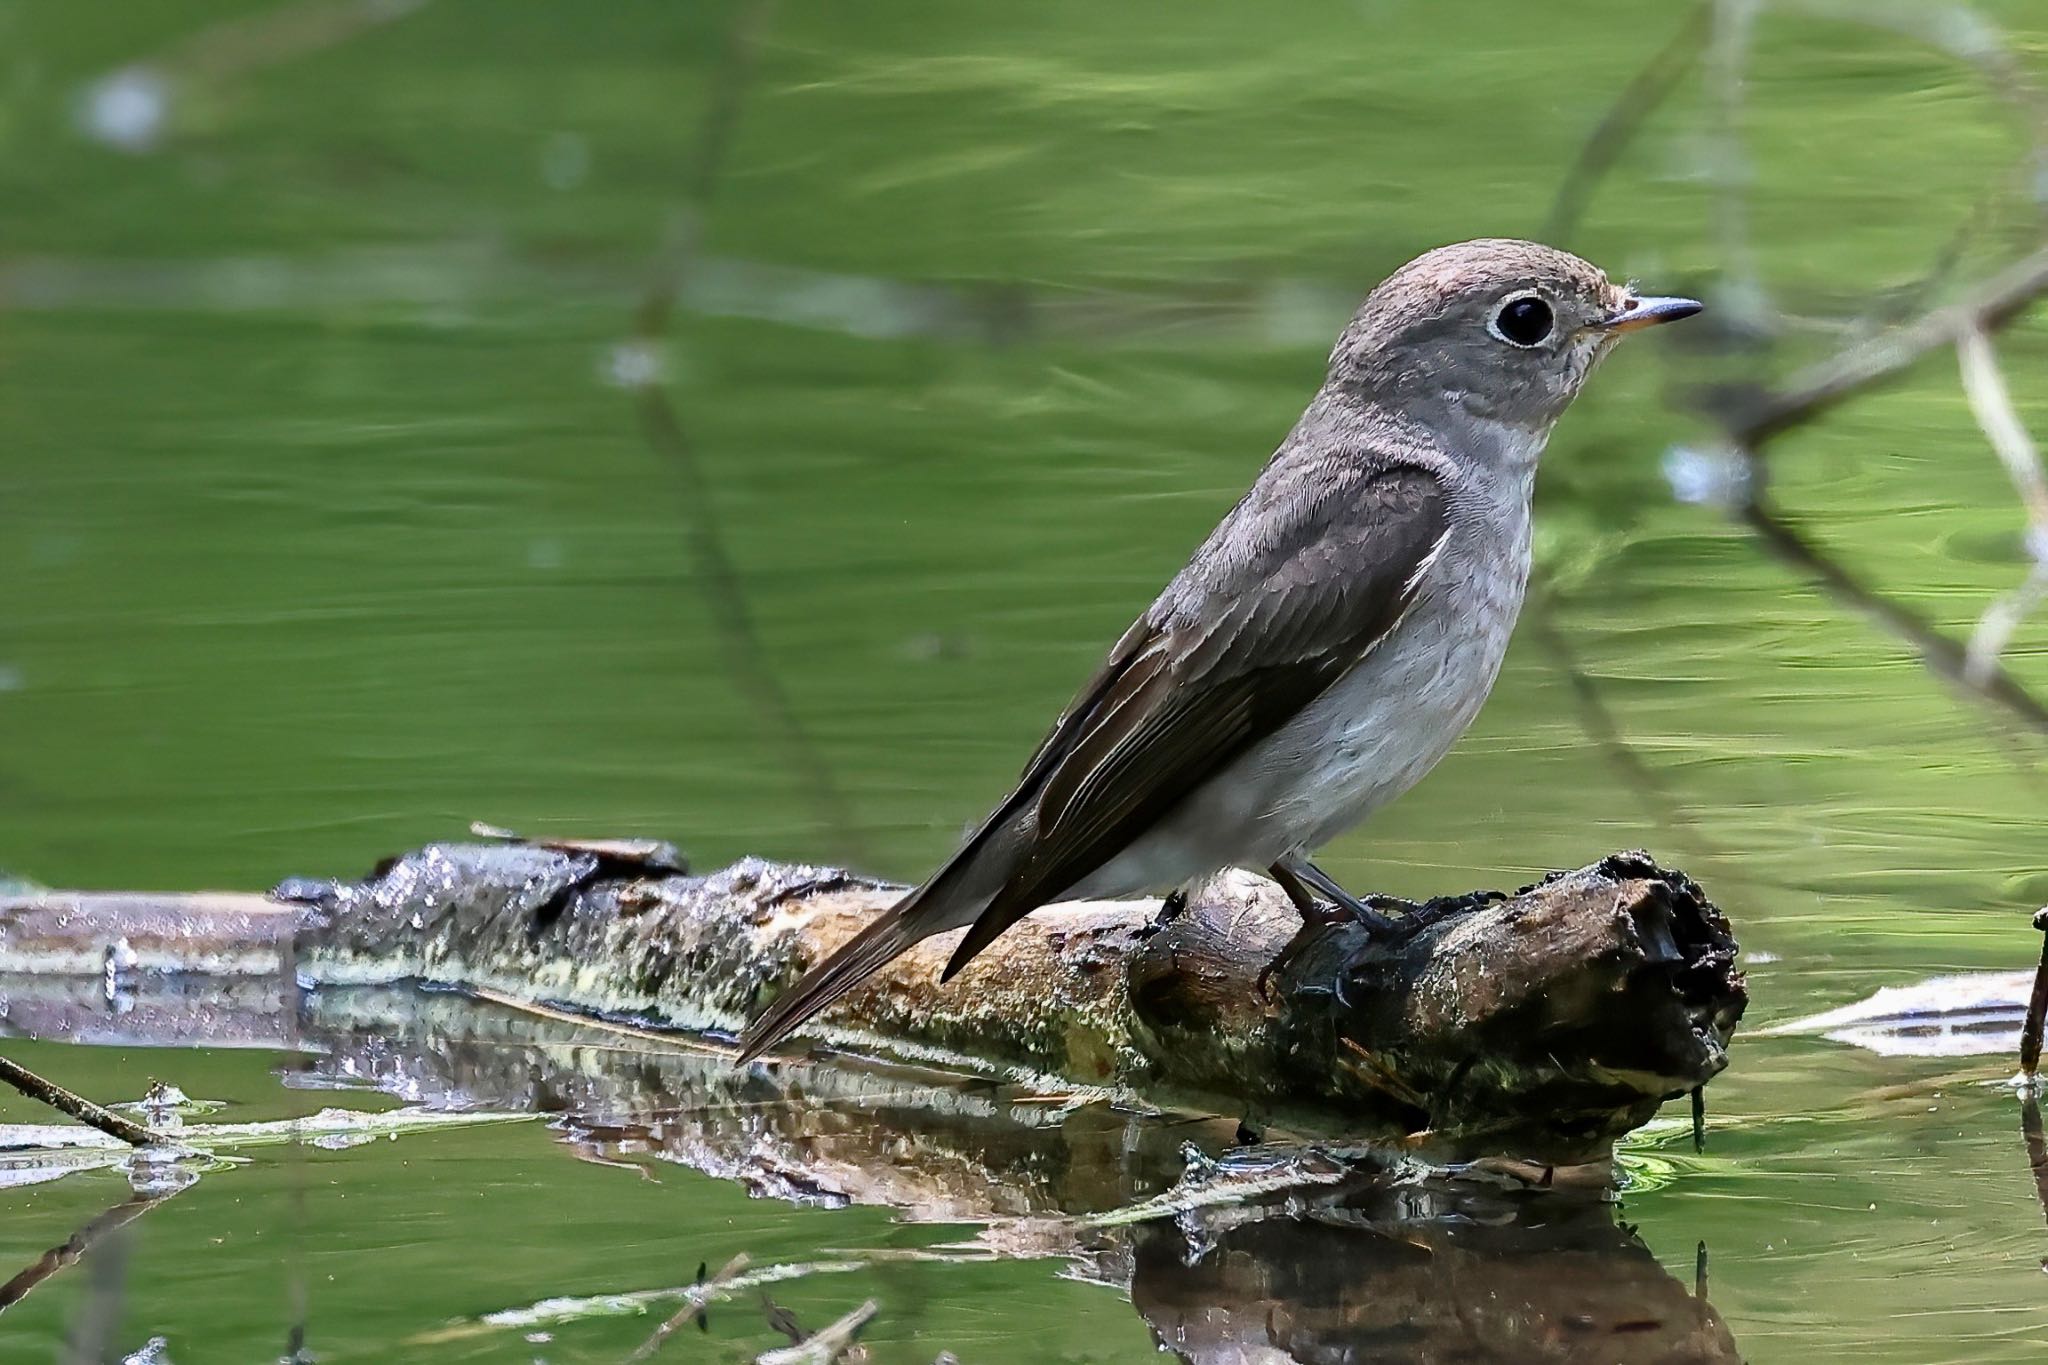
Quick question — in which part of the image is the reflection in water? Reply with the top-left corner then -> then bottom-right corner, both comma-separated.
279,987 -> 1739,1362
0,1191 -> 175,1319
2024,1098 -> 2048,1279
1130,1188 -> 1736,1364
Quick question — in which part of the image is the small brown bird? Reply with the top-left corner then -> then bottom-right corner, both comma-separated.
738,238 -> 1699,1062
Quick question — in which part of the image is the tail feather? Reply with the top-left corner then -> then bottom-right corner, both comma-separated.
734,902 -> 929,1063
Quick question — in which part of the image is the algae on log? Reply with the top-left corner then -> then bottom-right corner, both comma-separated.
0,840 -> 1745,1163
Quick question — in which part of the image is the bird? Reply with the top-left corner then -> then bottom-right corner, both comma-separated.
737,238 -> 1701,1062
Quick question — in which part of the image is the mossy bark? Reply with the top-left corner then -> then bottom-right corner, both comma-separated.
1,841 -> 1744,1163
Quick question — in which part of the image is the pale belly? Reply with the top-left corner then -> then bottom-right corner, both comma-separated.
1070,544 -> 1527,898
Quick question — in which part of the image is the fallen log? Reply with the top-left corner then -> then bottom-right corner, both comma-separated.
0,839 -> 1745,1164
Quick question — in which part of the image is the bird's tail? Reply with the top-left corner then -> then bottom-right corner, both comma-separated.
734,894 -> 935,1063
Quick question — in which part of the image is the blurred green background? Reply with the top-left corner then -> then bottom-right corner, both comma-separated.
3,0 -> 2048,1360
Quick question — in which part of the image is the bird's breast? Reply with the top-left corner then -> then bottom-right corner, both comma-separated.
1231,520 -> 1532,849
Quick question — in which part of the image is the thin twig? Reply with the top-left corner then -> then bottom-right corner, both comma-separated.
1737,500 -> 2048,733
1707,0 -> 1770,330
627,0 -> 864,864
59,1209 -> 135,1365
2024,1096 -> 2048,1248
1782,0 -> 2048,157
755,1298 -> 877,1365
1524,586 -> 1724,856
466,983 -> 734,1059
624,1255 -> 749,1363
0,1053 -> 156,1146
0,1191 -> 176,1316
1541,1 -> 1712,242
1958,326 -> 2048,534
1722,246 -> 2048,446
1966,564 -> 2048,687
2021,907 -> 2048,1081
1956,327 -> 2048,684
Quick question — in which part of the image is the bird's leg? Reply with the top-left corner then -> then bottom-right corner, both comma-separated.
1135,888 -> 1189,940
1261,858 -> 1461,999
1267,862 -> 1357,927
1278,856 -> 1404,936
1296,859 -> 1510,940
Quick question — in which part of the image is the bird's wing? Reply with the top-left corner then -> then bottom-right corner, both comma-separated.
733,459 -> 1449,1062
940,460 -> 1451,976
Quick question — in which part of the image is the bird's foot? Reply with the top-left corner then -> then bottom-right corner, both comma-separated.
1350,889 -> 1508,944
1271,859 -> 1506,944
1134,888 -> 1189,941
1281,859 -> 1403,936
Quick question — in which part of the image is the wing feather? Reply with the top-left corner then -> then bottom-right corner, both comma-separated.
941,461 -> 1451,976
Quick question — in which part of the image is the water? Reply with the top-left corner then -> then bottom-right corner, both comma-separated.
4,0 -> 2048,1358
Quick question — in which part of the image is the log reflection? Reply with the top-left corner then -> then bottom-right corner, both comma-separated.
0,978 -> 1739,1362
1131,1183 -> 1737,1364
297,989 -> 1739,1364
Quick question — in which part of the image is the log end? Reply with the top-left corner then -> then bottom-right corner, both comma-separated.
1127,853 -> 1747,1164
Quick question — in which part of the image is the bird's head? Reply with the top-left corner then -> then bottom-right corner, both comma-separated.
1327,238 -> 1700,442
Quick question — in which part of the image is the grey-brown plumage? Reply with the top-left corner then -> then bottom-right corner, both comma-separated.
738,239 -> 1700,1062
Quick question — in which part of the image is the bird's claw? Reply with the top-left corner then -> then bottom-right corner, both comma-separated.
1318,889 -> 1507,944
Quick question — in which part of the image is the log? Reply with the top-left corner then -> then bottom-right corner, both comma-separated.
0,838 -> 1745,1165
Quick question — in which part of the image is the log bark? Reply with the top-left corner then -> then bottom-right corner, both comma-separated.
0,838 -> 1745,1164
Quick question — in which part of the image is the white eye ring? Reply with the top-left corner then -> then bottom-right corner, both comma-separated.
1488,292 -> 1555,348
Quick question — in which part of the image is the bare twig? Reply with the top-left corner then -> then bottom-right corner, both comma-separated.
78,0 -> 435,153
1958,326 -> 2048,534
59,1210 -> 136,1365
1542,2 -> 1712,242
0,1053 -> 157,1146
626,0 -> 863,864
0,1192 -> 175,1317
2021,907 -> 2048,1082
755,1299 -> 877,1365
122,0 -> 434,86
1724,246 -> 2048,446
1707,0 -> 1770,329
1737,500 -> 2048,733
1684,252 -> 2048,734
1954,326 -> 2048,684
1523,586 -> 1724,857
2024,1096 -> 2048,1248
624,1255 -> 748,1363
1783,0 -> 2048,155
1968,567 -> 2048,689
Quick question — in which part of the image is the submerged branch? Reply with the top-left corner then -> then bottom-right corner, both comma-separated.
0,1053 -> 155,1147
0,1191 -> 173,1318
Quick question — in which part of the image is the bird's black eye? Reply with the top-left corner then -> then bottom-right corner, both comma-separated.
1491,295 -> 1554,348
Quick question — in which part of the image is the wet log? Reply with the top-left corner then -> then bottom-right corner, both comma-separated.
0,839 -> 1745,1164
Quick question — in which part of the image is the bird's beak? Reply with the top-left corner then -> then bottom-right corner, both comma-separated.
1599,295 -> 1704,334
